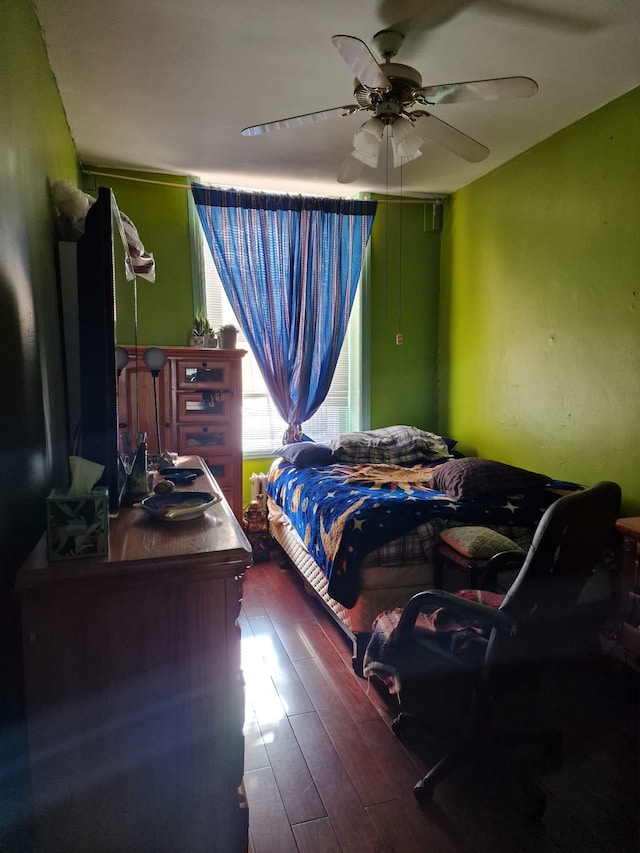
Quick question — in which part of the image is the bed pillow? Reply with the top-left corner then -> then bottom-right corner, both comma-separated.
328,425 -> 452,465
440,526 -> 524,559
431,457 -> 550,501
274,441 -> 334,468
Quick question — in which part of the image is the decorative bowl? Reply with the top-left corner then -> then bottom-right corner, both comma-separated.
135,490 -> 220,522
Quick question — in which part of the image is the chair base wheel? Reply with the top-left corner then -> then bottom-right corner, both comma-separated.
413,778 -> 434,803
352,657 -> 364,678
391,714 -> 407,737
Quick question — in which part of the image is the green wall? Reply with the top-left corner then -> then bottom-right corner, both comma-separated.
1,0 -> 80,565
1,0 -> 80,843
82,169 -> 196,346
439,87 -> 640,513
368,196 -> 441,430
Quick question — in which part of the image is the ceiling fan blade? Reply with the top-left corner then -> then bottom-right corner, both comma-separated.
415,76 -> 538,105
337,153 -> 366,184
486,0 -> 603,33
417,113 -> 489,162
378,0 -> 601,44
379,0 -> 472,32
331,35 -> 391,90
241,105 -> 357,136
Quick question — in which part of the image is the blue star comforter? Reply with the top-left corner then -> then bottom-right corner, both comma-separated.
266,459 -> 561,608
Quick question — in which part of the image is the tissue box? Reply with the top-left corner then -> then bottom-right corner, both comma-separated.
46,487 -> 109,561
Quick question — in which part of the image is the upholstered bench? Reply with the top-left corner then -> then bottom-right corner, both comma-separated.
434,526 -> 524,590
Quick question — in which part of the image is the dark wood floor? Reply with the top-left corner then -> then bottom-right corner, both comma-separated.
240,558 -> 639,853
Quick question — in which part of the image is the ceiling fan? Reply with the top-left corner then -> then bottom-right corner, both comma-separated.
241,29 -> 538,183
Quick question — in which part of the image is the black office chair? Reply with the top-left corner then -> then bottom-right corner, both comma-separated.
364,481 -> 622,816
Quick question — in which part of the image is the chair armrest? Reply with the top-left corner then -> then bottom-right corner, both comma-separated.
482,550 -> 526,589
394,589 -> 516,641
486,551 -> 526,572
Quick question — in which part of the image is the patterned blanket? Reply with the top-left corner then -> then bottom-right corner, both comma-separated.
362,589 -> 506,693
267,459 -> 557,608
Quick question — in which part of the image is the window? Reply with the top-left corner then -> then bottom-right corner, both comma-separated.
202,244 -> 362,456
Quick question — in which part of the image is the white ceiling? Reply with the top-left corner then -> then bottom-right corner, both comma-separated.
34,0 -> 640,198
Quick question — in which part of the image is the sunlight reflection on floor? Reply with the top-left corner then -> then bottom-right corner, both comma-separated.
241,634 -> 287,729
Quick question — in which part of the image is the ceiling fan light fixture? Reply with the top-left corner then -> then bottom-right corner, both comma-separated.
392,144 -> 422,168
352,147 -> 381,169
394,133 -> 423,158
353,117 -> 384,146
390,117 -> 423,167
361,116 -> 385,135
352,117 -> 384,168
389,116 -> 413,142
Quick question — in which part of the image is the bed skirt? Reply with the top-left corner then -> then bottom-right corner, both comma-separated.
267,496 -> 437,673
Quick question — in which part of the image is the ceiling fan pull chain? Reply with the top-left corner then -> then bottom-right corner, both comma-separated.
397,162 -> 403,344
384,130 -> 390,319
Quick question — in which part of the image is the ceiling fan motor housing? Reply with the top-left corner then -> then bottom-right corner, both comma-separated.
354,62 -> 423,119
372,29 -> 405,61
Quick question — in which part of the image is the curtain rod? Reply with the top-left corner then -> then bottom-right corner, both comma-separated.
83,168 -> 445,205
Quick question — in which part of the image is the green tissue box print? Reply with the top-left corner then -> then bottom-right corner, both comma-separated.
46,487 -> 109,560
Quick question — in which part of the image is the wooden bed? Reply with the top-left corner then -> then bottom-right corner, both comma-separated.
265,427 -> 553,674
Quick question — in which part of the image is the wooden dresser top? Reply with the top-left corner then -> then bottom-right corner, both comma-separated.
16,456 -> 251,593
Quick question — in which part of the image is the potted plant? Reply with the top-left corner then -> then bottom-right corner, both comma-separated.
218,323 -> 239,349
192,309 -> 215,347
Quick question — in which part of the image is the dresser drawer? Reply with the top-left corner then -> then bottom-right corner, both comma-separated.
177,423 -> 235,454
177,390 -> 234,421
176,357 -> 236,391
200,456 -> 236,490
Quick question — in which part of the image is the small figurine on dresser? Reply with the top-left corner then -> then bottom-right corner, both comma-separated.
242,499 -> 271,562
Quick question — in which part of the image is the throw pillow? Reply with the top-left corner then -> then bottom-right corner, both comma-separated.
431,457 -> 550,501
274,442 -> 334,468
328,425 -> 452,465
440,526 -> 524,559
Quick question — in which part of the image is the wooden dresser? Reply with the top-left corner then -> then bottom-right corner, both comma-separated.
16,459 -> 251,852
118,346 -> 246,519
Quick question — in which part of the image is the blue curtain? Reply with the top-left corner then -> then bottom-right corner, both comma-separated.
192,185 -> 377,443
